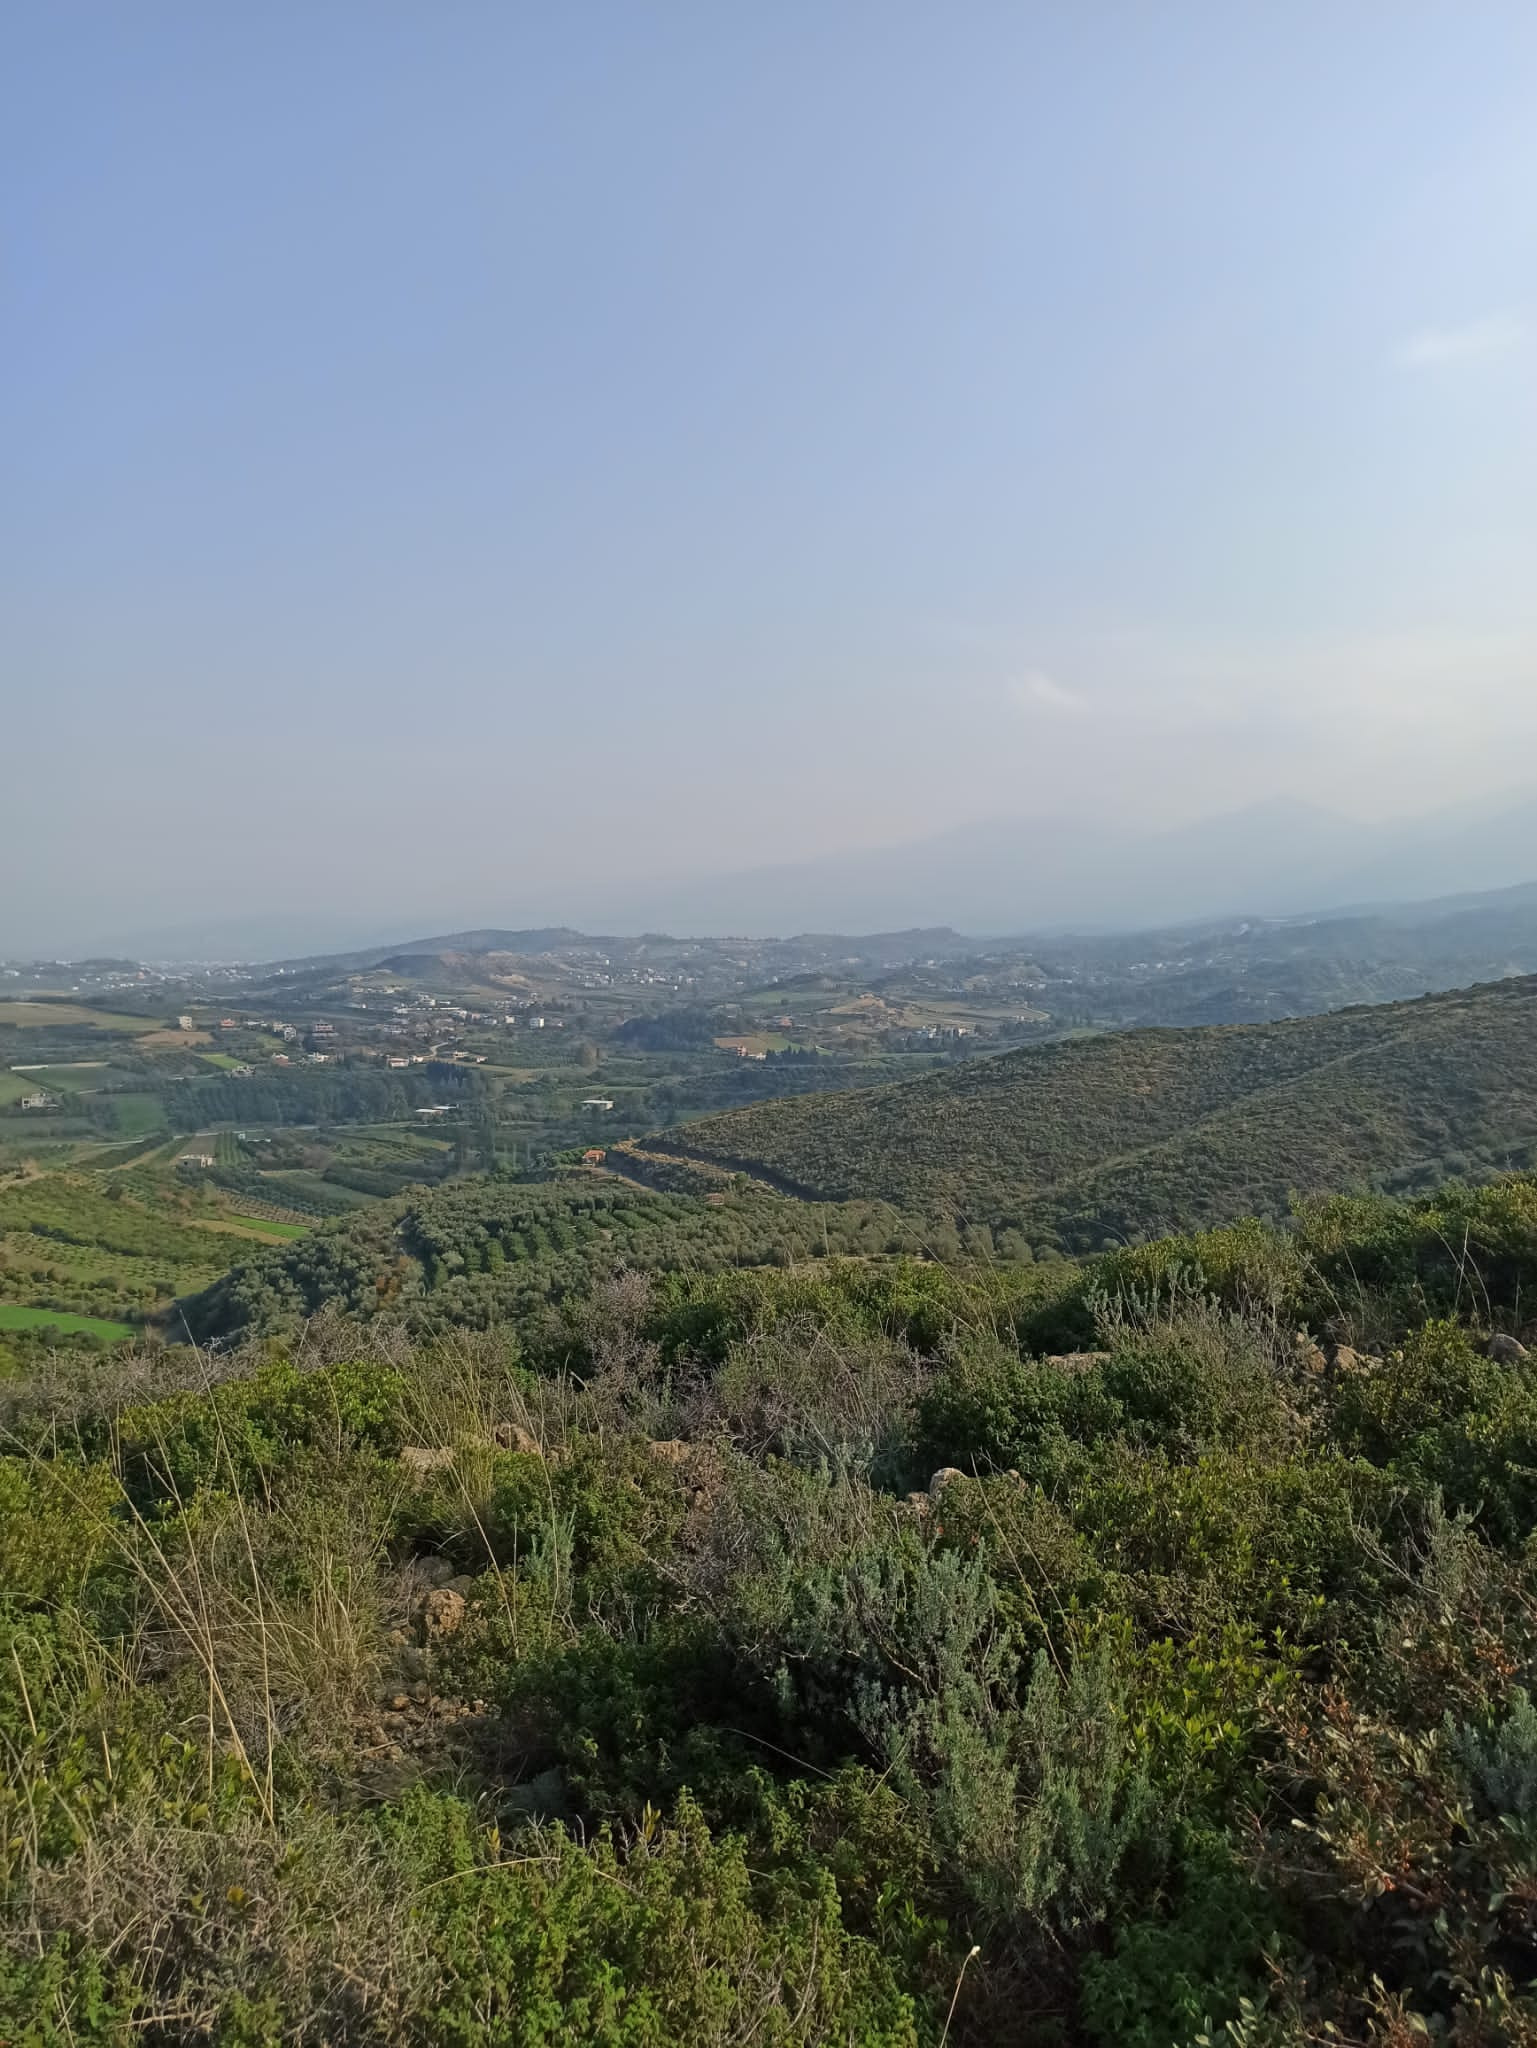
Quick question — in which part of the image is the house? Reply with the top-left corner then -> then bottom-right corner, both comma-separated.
387,1056 -> 410,1069
582,1148 -> 606,1165
178,1153 -> 215,1168
580,1097 -> 614,1111
19,1091 -> 54,1110
177,1014 -> 194,1031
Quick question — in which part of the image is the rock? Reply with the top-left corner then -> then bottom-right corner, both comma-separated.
1488,1333 -> 1530,1364
418,1587 -> 467,1642
1045,1352 -> 1111,1373
648,1438 -> 694,1466
1295,1337 -> 1329,1377
493,1422 -> 542,1455
928,1467 -> 967,1499
415,1557 -> 457,1590
904,1491 -> 931,1513
399,1445 -> 456,1480
1327,1343 -> 1385,1376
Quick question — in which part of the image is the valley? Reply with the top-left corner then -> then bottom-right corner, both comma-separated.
10,879 -> 1537,1363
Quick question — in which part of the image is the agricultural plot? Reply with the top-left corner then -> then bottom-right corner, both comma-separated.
0,1227 -> 222,1322
256,1169 -> 378,1214
0,1002 -> 155,1034
0,1302 -> 135,1340
187,1216 -> 308,1243
5,1062 -> 108,1091
108,1093 -> 170,1137
223,1214 -> 308,1239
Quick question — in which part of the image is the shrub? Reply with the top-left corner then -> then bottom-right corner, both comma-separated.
116,1359 -> 408,1509
0,1457 -> 122,1605
1332,1320 -> 1537,1542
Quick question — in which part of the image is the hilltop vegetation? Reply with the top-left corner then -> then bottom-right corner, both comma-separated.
8,1175 -> 1537,2040
658,975 -> 1537,1247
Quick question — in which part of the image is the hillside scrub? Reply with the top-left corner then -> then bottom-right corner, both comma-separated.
652,975 -> 1537,1244
6,1181 -> 1537,2039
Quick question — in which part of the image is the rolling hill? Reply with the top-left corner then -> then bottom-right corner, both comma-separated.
650,974 -> 1537,1247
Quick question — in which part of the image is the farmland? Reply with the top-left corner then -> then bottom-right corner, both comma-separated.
0,1302 -> 136,1340
0,1001 -> 156,1033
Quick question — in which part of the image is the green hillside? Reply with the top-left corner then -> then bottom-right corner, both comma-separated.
653,974 -> 1537,1246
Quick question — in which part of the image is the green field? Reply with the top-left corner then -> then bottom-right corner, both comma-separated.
8,1063 -> 109,1092
228,1213 -> 307,1238
194,1213 -> 309,1241
109,1093 -> 170,1137
0,1302 -> 136,1339
0,1073 -> 33,1105
199,1051 -> 248,1071
0,1002 -> 155,1034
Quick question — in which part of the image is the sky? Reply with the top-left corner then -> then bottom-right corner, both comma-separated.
4,2 -> 1536,954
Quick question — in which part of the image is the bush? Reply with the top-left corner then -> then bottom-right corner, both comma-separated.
1331,1320 -> 1537,1542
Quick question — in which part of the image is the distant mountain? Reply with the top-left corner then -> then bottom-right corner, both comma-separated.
942,876 -> 1537,1030
23,788 -> 1537,965
607,791 -> 1537,936
653,974 -> 1537,1248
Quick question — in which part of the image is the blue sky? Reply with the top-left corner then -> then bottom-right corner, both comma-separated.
5,3 -> 1535,951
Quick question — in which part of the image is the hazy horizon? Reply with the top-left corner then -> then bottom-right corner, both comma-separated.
15,785 -> 1537,963
7,5 -> 1535,955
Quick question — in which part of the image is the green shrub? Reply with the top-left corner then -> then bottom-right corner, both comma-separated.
1071,1448 -> 1407,1645
116,1359 -> 408,1508
1331,1320 -> 1537,1542
912,1304 -> 1293,1489
0,1457 -> 122,1604
1079,1829 -> 1285,2048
